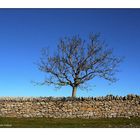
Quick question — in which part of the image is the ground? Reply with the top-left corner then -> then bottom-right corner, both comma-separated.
0,117 -> 140,128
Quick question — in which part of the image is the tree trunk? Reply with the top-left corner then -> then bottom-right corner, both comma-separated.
72,86 -> 77,97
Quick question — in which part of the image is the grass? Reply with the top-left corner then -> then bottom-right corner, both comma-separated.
0,117 -> 140,128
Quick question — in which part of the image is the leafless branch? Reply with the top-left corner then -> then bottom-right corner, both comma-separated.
36,33 -> 122,97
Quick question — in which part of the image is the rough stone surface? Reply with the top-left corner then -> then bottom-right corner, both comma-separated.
0,94 -> 140,118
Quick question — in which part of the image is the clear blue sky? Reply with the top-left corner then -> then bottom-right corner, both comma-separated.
0,9 -> 140,97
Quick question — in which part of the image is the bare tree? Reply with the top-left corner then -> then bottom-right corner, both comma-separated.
36,33 -> 122,97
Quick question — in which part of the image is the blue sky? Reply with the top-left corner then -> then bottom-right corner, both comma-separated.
0,9 -> 140,97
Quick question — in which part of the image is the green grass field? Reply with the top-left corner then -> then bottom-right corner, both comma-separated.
0,117 -> 140,128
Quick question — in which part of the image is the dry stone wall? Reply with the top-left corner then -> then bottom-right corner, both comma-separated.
0,94 -> 140,119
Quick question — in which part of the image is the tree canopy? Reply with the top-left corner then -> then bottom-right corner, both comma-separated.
36,33 -> 122,97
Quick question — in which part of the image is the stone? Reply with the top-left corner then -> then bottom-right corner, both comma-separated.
0,95 -> 140,119
23,114 -> 30,118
